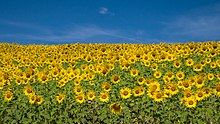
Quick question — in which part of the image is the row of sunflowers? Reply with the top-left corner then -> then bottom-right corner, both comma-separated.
0,41 -> 220,123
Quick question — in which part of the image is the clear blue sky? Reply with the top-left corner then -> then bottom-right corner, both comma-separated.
0,0 -> 220,44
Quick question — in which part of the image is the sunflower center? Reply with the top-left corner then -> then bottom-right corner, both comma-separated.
123,91 -> 128,95
6,93 -> 11,98
102,94 -> 107,99
216,86 -> 220,92
78,96 -> 83,100
135,90 -> 139,94
89,94 -> 94,98
198,92 -> 203,97
189,100 -> 193,105
156,93 -> 162,99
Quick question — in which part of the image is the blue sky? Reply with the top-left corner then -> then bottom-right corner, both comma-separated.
0,0 -> 220,44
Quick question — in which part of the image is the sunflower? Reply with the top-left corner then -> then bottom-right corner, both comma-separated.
173,60 -> 182,68
120,87 -> 132,99
165,71 -> 174,81
4,90 -> 13,102
195,77 -> 205,88
148,82 -> 160,92
185,58 -> 194,66
153,91 -> 165,102
74,85 -> 83,95
23,86 -> 32,96
28,93 -> 36,104
75,94 -> 85,104
193,64 -> 203,72
87,91 -> 96,101
133,86 -> 145,97
210,62 -> 217,69
213,83 -> 220,97
73,78 -> 81,86
99,92 -> 109,102
183,90 -> 193,99
111,74 -> 121,84
110,103 -> 122,114
195,90 -> 205,101
56,94 -> 65,104
182,80 -> 192,90
143,60 -> 151,67
102,82 -> 111,92
137,77 -> 145,85
153,71 -> 162,79
169,83 -> 179,95
185,97 -> 197,108
176,71 -> 185,80
130,69 -> 139,77
207,73 -> 214,81
200,59 -> 207,66
35,95 -> 43,105
202,87 -> 212,98
151,63 -> 158,71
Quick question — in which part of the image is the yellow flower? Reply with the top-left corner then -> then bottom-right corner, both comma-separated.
75,94 -> 85,104
4,90 -> 13,102
130,69 -> 139,77
153,71 -> 162,79
193,64 -> 203,72
99,92 -> 109,102
185,97 -> 197,108
195,77 -> 205,88
35,95 -> 43,105
29,93 -> 36,104
207,73 -> 214,81
202,87 -> 212,98
173,60 -> 181,68
111,74 -> 121,84
168,83 -> 179,95
182,80 -> 192,90
102,82 -> 111,92
195,90 -> 205,101
151,63 -> 158,71
23,86 -> 32,96
110,103 -> 122,114
185,58 -> 194,66
87,91 -> 96,101
213,83 -> 220,97
133,86 -> 145,97
120,87 -> 132,99
137,77 -> 145,85
56,94 -> 65,103
74,85 -> 83,95
153,91 -> 165,102
183,90 -> 193,99
176,71 -> 185,80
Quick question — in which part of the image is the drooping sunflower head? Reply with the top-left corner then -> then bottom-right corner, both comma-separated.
110,103 -> 122,114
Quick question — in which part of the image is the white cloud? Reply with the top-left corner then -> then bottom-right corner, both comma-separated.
99,7 -> 115,15
99,7 -> 108,14
161,2 -> 220,41
0,21 -> 140,43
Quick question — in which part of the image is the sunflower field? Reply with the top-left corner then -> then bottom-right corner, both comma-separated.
0,41 -> 220,123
